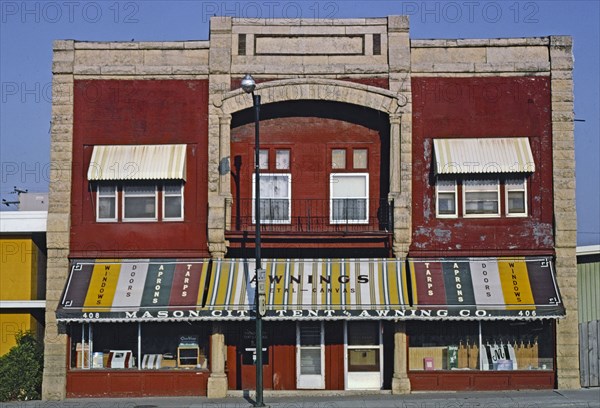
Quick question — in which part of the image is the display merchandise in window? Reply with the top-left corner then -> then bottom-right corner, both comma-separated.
69,322 -> 209,370
407,321 -> 554,371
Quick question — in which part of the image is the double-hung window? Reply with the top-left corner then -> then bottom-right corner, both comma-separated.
505,178 -> 527,216
253,173 -> 291,224
97,185 -> 117,221
330,173 -> 369,224
253,148 -> 291,224
436,179 -> 457,217
123,185 -> 158,221
163,183 -> 184,221
463,179 -> 500,217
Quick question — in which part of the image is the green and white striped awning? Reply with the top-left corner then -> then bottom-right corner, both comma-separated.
87,144 -> 187,181
433,138 -> 535,174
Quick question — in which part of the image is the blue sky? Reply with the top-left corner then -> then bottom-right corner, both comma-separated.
0,0 -> 598,245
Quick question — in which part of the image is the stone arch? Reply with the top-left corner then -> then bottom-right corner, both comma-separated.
209,78 -> 408,259
216,78 -> 405,116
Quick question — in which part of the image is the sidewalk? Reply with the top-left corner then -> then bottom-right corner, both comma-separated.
1,389 -> 598,408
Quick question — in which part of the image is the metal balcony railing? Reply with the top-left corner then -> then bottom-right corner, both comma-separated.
228,198 -> 393,233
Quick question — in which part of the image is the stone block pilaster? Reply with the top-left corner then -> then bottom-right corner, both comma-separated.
207,323 -> 228,398
391,322 -> 411,394
387,16 -> 411,258
207,17 -> 233,258
42,40 -> 75,401
550,35 -> 579,389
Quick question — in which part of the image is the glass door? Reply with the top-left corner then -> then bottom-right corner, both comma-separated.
296,322 -> 325,389
345,321 -> 382,389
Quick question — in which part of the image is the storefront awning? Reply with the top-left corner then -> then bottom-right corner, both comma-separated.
408,257 -> 564,320
433,138 -> 535,174
87,144 -> 187,181
206,259 -> 410,320
57,259 -> 211,322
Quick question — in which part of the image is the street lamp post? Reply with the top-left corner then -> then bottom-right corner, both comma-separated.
241,74 -> 266,408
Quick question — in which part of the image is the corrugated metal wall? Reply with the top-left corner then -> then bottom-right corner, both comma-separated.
578,256 -> 600,387
578,260 -> 600,323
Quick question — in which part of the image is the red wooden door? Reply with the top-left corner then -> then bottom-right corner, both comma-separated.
239,346 -> 273,390
239,327 -> 273,390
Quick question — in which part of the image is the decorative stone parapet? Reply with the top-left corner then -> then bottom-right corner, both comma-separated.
411,38 -> 551,74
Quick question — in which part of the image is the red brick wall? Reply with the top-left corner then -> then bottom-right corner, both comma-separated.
410,76 -> 554,256
70,80 -> 209,258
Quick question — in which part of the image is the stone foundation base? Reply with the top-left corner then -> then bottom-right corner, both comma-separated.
207,374 -> 228,398
392,376 -> 411,394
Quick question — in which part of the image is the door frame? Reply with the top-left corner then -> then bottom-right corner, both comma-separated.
296,321 -> 325,389
343,321 -> 384,390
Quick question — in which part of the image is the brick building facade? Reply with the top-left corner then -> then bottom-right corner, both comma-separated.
43,16 -> 577,399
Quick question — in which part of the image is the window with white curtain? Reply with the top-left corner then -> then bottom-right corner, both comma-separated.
330,173 -> 369,224
252,173 -> 291,224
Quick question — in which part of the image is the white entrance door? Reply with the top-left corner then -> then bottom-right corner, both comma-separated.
296,322 -> 325,389
345,321 -> 383,390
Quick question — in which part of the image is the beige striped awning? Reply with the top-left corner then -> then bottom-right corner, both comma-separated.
206,259 -> 410,320
433,138 -> 535,174
87,144 -> 187,181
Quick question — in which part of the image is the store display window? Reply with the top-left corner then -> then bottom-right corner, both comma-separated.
68,322 -> 209,371
407,320 -> 554,371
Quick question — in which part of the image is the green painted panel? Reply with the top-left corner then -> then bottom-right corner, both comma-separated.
578,261 -> 600,323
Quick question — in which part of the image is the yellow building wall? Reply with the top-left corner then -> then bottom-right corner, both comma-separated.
0,313 -> 38,355
0,236 -> 40,355
1,237 -> 37,300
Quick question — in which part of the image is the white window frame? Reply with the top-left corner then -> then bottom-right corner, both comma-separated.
252,173 -> 292,224
462,178 -> 500,218
96,184 -> 118,222
122,184 -> 158,222
330,173 -> 369,224
162,183 -> 184,221
505,178 -> 528,217
435,179 -> 458,218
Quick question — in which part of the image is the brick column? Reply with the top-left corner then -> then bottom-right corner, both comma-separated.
42,40 -> 75,400
550,35 -> 579,389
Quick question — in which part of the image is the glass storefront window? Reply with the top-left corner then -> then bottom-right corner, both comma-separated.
481,320 -> 554,371
69,322 -> 209,370
407,320 -> 554,371
408,321 -> 479,371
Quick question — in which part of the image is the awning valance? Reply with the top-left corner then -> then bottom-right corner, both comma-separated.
87,144 -> 187,181
207,259 -> 410,320
57,259 -> 210,322
408,257 -> 564,319
433,137 -> 535,174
